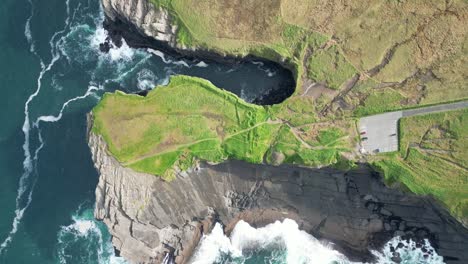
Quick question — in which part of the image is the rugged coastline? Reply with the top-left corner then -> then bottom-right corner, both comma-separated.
100,0 -> 296,105
92,1 -> 468,263
88,125 -> 468,263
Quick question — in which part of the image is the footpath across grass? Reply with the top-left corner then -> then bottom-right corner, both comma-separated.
92,75 -> 352,180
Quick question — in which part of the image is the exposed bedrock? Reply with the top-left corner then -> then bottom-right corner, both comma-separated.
89,130 -> 468,264
100,0 -> 296,105
101,0 -> 177,46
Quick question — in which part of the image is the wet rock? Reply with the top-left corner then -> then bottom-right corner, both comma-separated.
385,223 -> 392,231
99,41 -> 111,53
363,194 -> 378,202
391,252 -> 402,263
380,208 -> 392,216
399,221 -> 406,231
394,230 -> 405,237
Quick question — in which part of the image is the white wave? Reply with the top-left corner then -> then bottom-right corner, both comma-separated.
108,40 -> 135,62
372,236 -> 443,264
190,219 -> 444,264
0,0 -> 71,254
112,54 -> 152,83
148,48 -> 172,64
0,45 -> 61,256
147,48 -> 190,67
190,219 -> 349,264
56,208 -> 127,264
90,27 -> 135,62
173,60 -> 190,67
24,0 -> 36,54
137,68 -> 158,90
191,224 -> 241,264
34,85 -> 102,125
195,61 -> 209,67
51,75 -> 64,91
90,25 -> 107,47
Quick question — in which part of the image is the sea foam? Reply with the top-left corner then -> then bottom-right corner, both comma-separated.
190,219 -> 444,264
57,207 -> 127,264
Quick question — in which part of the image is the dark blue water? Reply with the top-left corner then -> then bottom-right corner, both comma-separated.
0,0 -> 292,263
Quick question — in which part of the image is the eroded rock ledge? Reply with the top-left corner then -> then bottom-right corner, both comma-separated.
88,126 -> 468,264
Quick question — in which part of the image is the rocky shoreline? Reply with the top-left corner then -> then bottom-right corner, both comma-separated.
93,1 -> 468,263
100,0 -> 296,105
88,117 -> 468,263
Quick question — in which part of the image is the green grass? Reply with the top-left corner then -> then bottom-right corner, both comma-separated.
146,0 -> 467,120
266,125 -> 349,167
307,45 -> 357,89
354,89 -> 405,116
317,128 -> 345,146
92,75 -> 351,178
375,109 -> 468,223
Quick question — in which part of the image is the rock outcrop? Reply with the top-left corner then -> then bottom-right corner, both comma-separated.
89,128 -> 468,264
102,0 -> 177,47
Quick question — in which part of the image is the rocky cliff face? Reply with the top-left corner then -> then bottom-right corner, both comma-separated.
89,128 -> 468,264
102,0 -> 177,47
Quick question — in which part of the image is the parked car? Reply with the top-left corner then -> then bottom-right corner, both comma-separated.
361,137 -> 368,141
360,131 -> 366,135
390,133 -> 397,136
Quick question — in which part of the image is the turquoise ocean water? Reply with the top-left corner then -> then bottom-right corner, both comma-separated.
0,0 -> 446,263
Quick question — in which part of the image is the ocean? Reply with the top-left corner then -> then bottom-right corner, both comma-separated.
0,0 -> 445,263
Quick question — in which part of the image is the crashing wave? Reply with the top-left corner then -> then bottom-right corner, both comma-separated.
56,207 -> 127,264
190,219 -> 444,264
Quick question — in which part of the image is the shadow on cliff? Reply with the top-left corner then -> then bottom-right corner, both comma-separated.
205,160 -> 468,263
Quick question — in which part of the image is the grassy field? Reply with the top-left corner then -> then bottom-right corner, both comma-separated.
146,0 -> 467,119
92,76 -> 353,180
306,45 -> 357,90
373,109 -> 468,224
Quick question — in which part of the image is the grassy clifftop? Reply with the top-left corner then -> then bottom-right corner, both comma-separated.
149,0 -> 467,118
92,76 -> 355,180
373,109 -> 468,223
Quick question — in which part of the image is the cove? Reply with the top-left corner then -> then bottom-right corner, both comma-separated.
101,15 -> 296,105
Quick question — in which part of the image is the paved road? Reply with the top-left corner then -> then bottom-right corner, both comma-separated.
358,101 -> 468,154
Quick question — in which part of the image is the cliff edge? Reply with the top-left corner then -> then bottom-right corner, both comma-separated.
102,0 -> 177,47
89,124 -> 468,263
